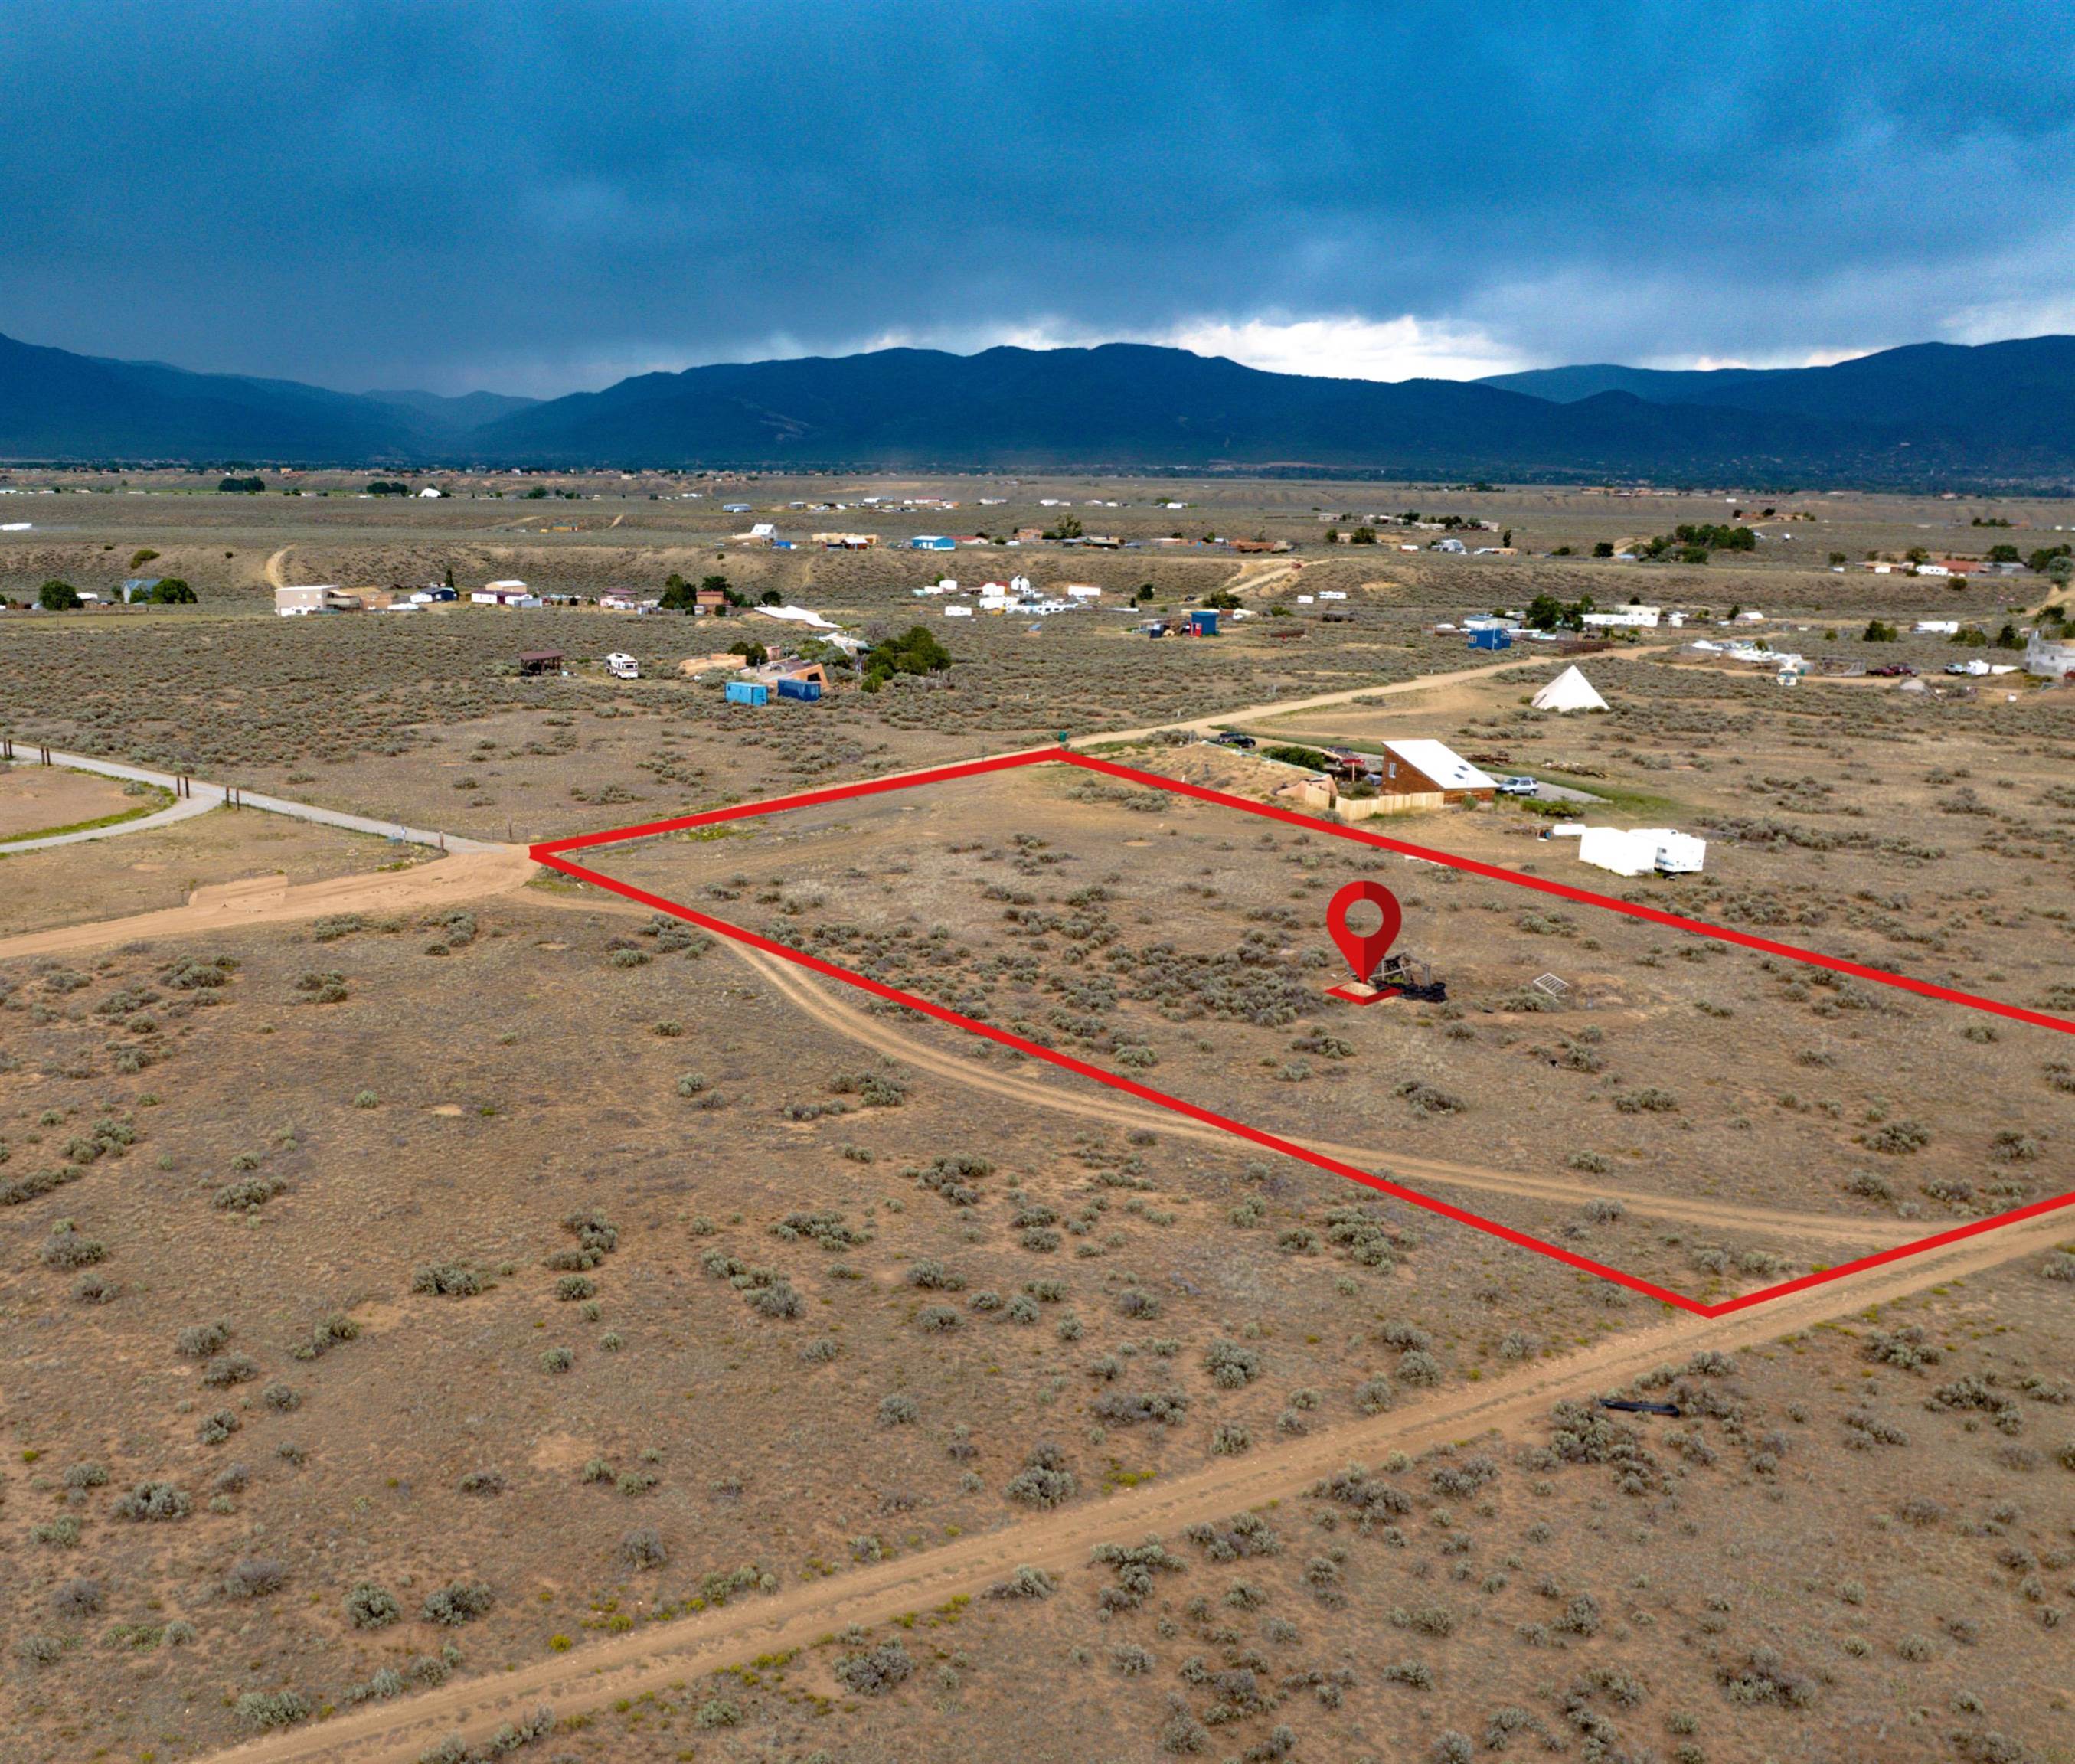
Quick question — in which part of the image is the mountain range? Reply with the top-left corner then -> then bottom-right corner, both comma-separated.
2,328 -> 2070,487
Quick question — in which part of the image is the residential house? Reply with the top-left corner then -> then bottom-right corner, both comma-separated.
275,584 -> 361,616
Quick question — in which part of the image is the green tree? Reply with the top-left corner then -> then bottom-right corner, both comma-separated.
659,573 -> 694,610
1995,622 -> 2022,649
861,626 -> 953,692
148,577 -> 197,603
1987,544 -> 2021,564
727,640 -> 769,667
1592,541 -> 1614,558
1351,526 -> 1377,545
760,588 -> 783,606
129,547 -> 159,570
1863,619 -> 1897,642
38,579 -> 82,610
217,475 -> 266,493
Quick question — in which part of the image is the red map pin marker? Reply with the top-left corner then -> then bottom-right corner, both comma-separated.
1325,879 -> 1403,986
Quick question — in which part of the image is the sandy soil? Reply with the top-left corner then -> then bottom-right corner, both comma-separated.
184,1207 -> 2075,1764
0,763 -> 140,841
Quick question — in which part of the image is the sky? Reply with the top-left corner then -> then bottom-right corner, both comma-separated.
3,0 -> 2073,397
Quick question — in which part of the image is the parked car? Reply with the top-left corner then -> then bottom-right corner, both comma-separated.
1496,775 -> 1539,797
1867,662 -> 1917,677
1212,730 -> 1256,750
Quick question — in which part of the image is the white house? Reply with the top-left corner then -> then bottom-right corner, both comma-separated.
275,584 -> 356,616
1914,620 -> 1960,635
1581,605 -> 1661,629
2025,631 -> 2075,679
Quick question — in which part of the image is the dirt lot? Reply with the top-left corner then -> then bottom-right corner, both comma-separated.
580,686 -> 2075,1297
0,807 -> 436,938
0,764 -> 142,841
0,475 -> 2070,1764
458,1252 -> 2075,1764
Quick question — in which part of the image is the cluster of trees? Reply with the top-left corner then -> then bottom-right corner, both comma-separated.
364,480 -> 413,496
216,475 -> 266,493
1640,523 -> 1756,564
659,573 -> 747,611
861,626 -> 952,693
1524,592 -> 1596,631
34,577 -> 195,609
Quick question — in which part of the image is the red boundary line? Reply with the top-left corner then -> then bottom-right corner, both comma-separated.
532,750 -> 2075,1319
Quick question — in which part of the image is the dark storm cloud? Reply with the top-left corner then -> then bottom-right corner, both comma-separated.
2,0 -> 2071,390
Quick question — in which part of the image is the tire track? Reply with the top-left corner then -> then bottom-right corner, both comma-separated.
728,943 -> 1903,1250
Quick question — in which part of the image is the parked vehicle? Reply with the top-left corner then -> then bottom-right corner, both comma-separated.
606,652 -> 639,680
1867,662 -> 1917,677
1212,730 -> 1256,750
1496,775 -> 1538,797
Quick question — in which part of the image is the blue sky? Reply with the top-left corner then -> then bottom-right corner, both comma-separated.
4,0 -> 2071,394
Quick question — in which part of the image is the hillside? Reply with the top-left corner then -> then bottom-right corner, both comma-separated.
1481,335 -> 2075,451
2,328 -> 2073,485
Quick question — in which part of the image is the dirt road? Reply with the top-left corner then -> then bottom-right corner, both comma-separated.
0,846 -> 538,962
188,1205 -> 2070,1764
263,546 -> 292,590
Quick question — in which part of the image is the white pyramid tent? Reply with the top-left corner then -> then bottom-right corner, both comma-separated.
1531,665 -> 1609,713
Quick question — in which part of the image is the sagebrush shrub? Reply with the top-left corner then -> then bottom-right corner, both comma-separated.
834,1641 -> 913,1695
114,1481 -> 189,1521
420,1581 -> 492,1626
224,1557 -> 286,1599
619,1527 -> 668,1570
1006,1442 -> 1076,1508
346,1583 -> 400,1629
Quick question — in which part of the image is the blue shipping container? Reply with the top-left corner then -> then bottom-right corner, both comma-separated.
776,677 -> 822,701
726,681 -> 769,706
1188,609 -> 1219,635
1466,627 -> 1512,651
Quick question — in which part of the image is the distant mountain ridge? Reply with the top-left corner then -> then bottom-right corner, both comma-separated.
1479,338 -> 2075,450
1,328 -> 2070,486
